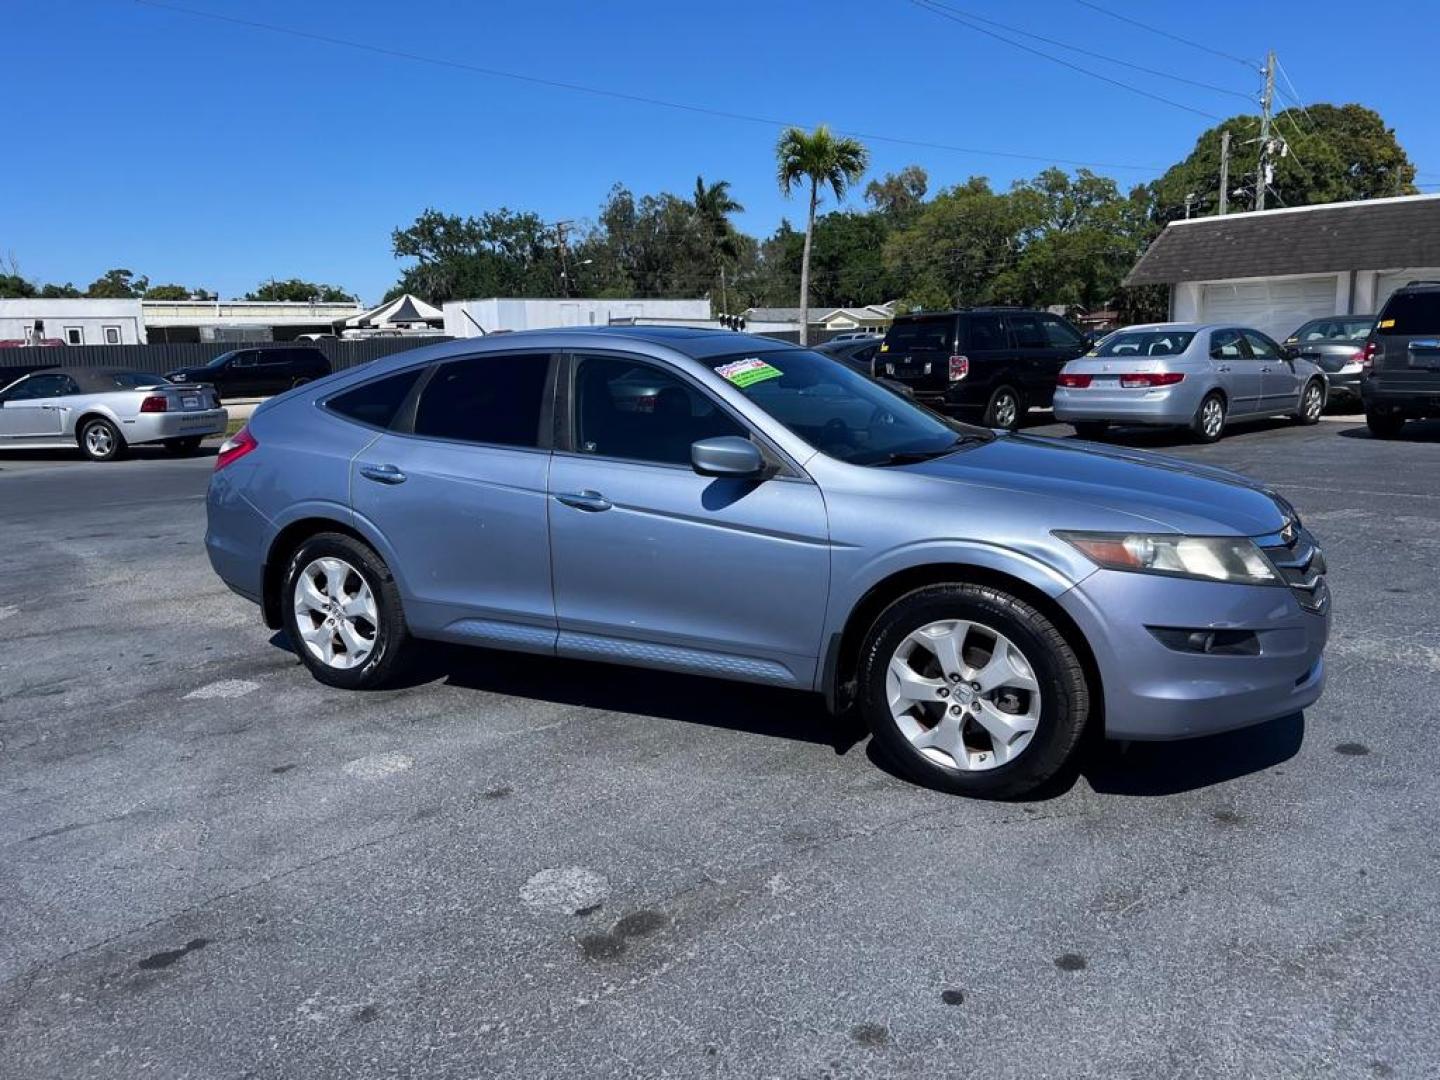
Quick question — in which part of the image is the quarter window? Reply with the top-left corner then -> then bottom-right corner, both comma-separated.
573,355 -> 745,466
413,353 -> 550,447
327,368 -> 424,430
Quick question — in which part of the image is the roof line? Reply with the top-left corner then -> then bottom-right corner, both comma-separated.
1166,192 -> 1440,226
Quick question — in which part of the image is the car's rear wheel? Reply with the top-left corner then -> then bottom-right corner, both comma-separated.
1366,408 -> 1406,439
1191,392 -> 1226,443
79,417 -> 126,462
282,532 -> 413,690
1295,379 -> 1325,425
857,583 -> 1090,799
984,385 -> 1022,430
163,436 -> 204,455
1072,421 -> 1109,440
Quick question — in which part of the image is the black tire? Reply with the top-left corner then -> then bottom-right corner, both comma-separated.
78,417 -> 126,462
1294,379 -> 1325,425
280,532 -> 414,690
857,583 -> 1091,799
163,436 -> 204,455
1191,391 -> 1227,443
1365,409 -> 1406,439
983,385 -> 1023,431
1072,421 -> 1109,441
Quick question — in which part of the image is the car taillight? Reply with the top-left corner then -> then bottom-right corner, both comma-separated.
139,394 -> 168,413
215,426 -> 257,471
1361,341 -> 1379,370
1119,372 -> 1185,388
1057,372 -> 1092,388
948,355 -> 969,381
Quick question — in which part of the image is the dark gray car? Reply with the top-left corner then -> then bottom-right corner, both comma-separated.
1284,316 -> 1374,406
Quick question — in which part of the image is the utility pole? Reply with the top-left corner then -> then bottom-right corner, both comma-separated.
1218,129 -> 1231,216
719,264 -> 729,318
1254,50 -> 1275,211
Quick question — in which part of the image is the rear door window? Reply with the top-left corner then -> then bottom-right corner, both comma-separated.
964,314 -> 1006,351
1008,315 -> 1046,349
1210,329 -> 1246,359
327,368 -> 424,430
1378,291 -> 1440,335
413,353 -> 551,448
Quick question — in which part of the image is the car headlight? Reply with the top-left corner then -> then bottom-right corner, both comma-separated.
1055,531 -> 1279,584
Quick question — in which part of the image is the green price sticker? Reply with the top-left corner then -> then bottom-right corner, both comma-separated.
716,358 -> 784,388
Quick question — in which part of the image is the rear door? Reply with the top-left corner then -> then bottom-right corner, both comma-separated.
1243,329 -> 1301,412
877,315 -> 957,394
1210,328 -> 1263,414
1372,288 -> 1440,396
958,313 -> 1011,397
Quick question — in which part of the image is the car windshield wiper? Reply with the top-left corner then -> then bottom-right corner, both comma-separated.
871,434 -> 988,466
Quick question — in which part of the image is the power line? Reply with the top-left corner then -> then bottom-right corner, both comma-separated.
909,0 -> 1224,121
909,0 -> 1252,102
130,0 -> 1166,174
1073,0 -> 1259,70
1274,56 -> 1318,128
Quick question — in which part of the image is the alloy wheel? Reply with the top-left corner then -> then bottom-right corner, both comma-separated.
84,423 -> 114,458
1304,383 -> 1323,421
886,619 -> 1042,771
1201,397 -> 1224,438
292,556 -> 379,669
991,391 -> 1018,429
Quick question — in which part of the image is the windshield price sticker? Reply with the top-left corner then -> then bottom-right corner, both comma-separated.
717,358 -> 784,388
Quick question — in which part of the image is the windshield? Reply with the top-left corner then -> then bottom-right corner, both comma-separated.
1094,330 -> 1195,357
205,352 -> 237,368
709,349 -> 990,466
1290,318 -> 1373,343
882,316 -> 954,352
1377,291 -> 1440,335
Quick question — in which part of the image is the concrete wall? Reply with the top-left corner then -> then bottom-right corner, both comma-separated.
0,298 -> 146,345
443,297 -> 711,338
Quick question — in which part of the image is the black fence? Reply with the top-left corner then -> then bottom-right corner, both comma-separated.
0,337 -> 452,386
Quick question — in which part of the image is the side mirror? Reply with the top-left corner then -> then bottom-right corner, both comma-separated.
691,436 -> 765,478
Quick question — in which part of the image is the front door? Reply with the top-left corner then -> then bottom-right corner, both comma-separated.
1244,330 -> 1300,412
0,373 -> 74,441
1210,328 -> 1264,415
547,352 -> 831,689
348,351 -> 558,647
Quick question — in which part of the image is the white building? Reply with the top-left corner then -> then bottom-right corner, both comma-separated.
1125,194 -> 1440,340
0,298 -> 146,345
443,297 -> 712,338
142,298 -> 362,342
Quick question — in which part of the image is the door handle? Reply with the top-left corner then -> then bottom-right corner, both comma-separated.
359,463 -> 407,485
1217,364 -> 1231,372
555,490 -> 612,512
1260,366 -> 1273,373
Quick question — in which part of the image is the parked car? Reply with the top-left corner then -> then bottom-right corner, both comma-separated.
167,346 -> 330,400
1053,323 -> 1328,442
1361,282 -> 1440,438
828,331 -> 882,343
0,366 -> 226,461
1284,315 -> 1374,406
206,328 -> 1328,799
875,308 -> 1090,429
816,337 -> 915,398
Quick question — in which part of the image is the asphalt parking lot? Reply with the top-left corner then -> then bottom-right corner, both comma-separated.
3,415 -> 1440,1079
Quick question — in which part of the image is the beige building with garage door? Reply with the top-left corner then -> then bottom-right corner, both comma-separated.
1125,194 -> 1440,340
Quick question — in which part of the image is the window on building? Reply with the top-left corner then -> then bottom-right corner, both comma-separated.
412,353 -> 550,447
103,326 -> 121,344
62,327 -> 83,345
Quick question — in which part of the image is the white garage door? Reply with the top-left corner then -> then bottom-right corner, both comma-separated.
1200,276 -> 1337,340
1374,270 -> 1440,313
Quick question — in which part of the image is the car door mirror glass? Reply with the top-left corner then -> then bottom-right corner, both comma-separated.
691,436 -> 765,478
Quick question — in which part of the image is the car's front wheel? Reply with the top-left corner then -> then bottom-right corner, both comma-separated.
79,417 -> 126,462
1295,379 -> 1325,425
857,583 -> 1091,799
282,532 -> 413,689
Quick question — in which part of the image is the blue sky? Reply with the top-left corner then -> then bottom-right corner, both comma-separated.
5,0 -> 1440,304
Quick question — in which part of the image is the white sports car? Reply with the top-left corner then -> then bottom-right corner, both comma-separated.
0,366 -> 227,461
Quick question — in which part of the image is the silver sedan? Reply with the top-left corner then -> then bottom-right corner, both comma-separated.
1052,323 -> 1328,442
0,366 -> 227,461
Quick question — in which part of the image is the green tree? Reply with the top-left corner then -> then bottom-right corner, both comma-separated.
144,283 -> 193,300
0,273 -> 37,298
391,208 -> 561,302
865,165 -> 928,216
246,279 -> 355,302
692,176 -> 745,312
1151,103 -> 1417,223
86,268 -> 148,298
776,124 -> 869,343
39,282 -> 81,298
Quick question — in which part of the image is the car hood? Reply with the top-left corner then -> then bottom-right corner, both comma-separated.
905,433 -> 1287,537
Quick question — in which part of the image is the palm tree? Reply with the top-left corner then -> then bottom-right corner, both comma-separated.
693,176 -> 744,312
775,125 -> 868,344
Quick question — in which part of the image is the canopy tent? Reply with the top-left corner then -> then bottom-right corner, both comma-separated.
337,293 -> 443,330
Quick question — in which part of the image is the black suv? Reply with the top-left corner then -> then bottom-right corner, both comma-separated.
166,346 -> 330,400
1363,282 -> 1440,438
875,308 -> 1090,428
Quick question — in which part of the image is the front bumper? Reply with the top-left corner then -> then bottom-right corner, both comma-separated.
121,407 -> 228,445
1058,569 -> 1330,741
1053,386 -> 1190,426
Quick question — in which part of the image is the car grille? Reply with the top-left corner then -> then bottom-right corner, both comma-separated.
1259,523 -> 1328,613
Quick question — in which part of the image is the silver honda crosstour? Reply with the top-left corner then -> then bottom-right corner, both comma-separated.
0,366 -> 227,461
1053,323 -> 1328,442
